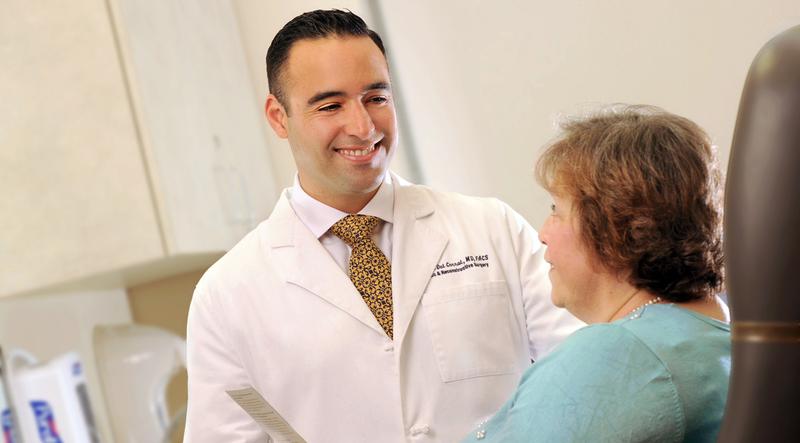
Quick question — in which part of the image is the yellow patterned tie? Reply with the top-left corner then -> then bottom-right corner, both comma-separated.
330,215 -> 393,339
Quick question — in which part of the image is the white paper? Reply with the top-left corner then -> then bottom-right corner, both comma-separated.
226,386 -> 306,443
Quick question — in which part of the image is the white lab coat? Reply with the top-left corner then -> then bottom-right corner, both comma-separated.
185,174 -> 583,442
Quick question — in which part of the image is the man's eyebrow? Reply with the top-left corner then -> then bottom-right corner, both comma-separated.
365,81 -> 391,92
306,82 -> 392,106
307,90 -> 345,106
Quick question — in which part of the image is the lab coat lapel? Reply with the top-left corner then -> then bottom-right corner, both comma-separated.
391,181 -> 448,345
263,191 -> 386,336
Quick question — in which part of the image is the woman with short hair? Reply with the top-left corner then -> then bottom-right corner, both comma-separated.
463,105 -> 730,442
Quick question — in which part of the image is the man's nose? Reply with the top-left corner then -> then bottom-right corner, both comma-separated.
344,102 -> 376,139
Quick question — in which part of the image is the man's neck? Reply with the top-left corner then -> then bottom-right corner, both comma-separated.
299,184 -> 381,214
294,171 -> 390,214
323,190 -> 380,214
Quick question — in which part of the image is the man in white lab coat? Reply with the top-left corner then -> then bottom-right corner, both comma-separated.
185,9 -> 582,443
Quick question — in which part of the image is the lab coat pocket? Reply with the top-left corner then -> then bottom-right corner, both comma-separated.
422,280 -> 519,382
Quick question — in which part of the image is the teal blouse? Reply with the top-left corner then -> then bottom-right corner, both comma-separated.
462,304 -> 731,443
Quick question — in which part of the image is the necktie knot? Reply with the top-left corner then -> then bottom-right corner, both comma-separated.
330,215 -> 380,246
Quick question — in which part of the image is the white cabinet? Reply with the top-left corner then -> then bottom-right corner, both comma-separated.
0,0 -> 277,297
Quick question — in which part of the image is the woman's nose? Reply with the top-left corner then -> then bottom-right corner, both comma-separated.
538,218 -> 550,245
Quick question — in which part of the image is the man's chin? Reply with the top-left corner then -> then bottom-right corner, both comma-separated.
347,170 -> 387,192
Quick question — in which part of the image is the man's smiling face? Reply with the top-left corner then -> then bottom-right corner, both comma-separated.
267,36 -> 397,212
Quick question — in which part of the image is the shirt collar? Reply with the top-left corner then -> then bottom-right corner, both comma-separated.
288,173 -> 395,239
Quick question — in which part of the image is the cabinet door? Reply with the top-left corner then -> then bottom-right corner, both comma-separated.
0,0 -> 165,296
110,0 -> 278,255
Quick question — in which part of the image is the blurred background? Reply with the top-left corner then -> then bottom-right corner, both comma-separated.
1,0 -> 798,441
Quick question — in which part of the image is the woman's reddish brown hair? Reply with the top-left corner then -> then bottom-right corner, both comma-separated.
535,105 -> 724,302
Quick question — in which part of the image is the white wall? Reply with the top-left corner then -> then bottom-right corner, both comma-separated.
374,0 -> 800,227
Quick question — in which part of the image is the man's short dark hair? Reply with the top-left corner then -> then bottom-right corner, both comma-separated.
266,9 -> 387,109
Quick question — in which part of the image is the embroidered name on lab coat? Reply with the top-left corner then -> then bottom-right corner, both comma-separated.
431,254 -> 490,278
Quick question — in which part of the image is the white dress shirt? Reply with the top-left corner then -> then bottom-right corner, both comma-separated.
287,173 -> 394,273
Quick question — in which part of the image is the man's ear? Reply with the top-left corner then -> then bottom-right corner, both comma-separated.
265,94 -> 289,139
